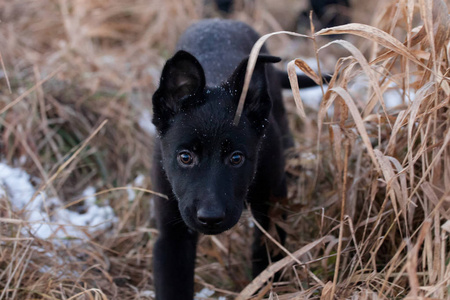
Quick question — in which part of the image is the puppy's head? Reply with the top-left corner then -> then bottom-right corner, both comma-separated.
152,50 -> 280,235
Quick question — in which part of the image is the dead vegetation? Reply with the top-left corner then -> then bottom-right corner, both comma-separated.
0,0 -> 449,299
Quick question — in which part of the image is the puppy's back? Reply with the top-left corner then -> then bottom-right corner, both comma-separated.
176,19 -> 265,86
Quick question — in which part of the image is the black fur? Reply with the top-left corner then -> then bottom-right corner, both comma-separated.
151,19 -> 291,300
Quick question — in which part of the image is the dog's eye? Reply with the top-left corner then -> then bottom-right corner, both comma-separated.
229,152 -> 244,166
178,151 -> 194,165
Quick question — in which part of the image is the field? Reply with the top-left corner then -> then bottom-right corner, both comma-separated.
0,0 -> 449,299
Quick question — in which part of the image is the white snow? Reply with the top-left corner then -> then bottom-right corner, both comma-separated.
383,87 -> 415,109
134,173 -> 146,186
194,288 -> 227,299
248,217 -> 254,228
18,155 -> 27,166
442,220 -> 450,233
0,162 -> 117,240
82,185 -> 97,206
126,184 -> 136,202
283,85 -> 331,114
299,85 -> 328,111
348,74 -> 415,110
139,109 -> 157,136
195,288 -> 215,299
291,73 -> 415,115
139,290 -> 156,298
127,173 -> 147,202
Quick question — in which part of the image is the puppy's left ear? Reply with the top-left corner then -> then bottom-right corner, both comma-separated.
152,50 -> 206,134
228,55 -> 281,133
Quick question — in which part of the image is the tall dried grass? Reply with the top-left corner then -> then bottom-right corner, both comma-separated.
235,0 -> 450,298
0,0 -> 449,299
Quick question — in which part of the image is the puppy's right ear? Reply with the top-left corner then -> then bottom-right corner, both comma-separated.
152,51 -> 205,134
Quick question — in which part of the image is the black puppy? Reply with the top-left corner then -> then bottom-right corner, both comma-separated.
151,19 -> 292,300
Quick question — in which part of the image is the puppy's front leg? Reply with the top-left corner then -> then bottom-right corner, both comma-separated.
153,196 -> 198,300
249,179 -> 287,278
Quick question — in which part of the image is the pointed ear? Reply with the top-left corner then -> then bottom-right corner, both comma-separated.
152,50 -> 205,134
228,55 -> 281,133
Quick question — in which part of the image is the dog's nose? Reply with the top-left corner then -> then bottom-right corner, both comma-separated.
197,208 -> 225,226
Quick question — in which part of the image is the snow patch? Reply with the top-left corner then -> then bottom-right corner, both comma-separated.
195,288 -> 215,299
283,85 -> 330,113
139,290 -> 156,298
300,85 -> 328,111
348,74 -> 415,110
0,163 -> 117,241
127,173 -> 147,202
139,109 -> 157,136
442,220 -> 450,233
82,185 -> 97,206
134,173 -> 146,186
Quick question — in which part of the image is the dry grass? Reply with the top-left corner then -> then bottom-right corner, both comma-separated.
1,0 -> 449,299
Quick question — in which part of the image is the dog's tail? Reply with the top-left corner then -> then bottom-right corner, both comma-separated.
276,69 -> 332,89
